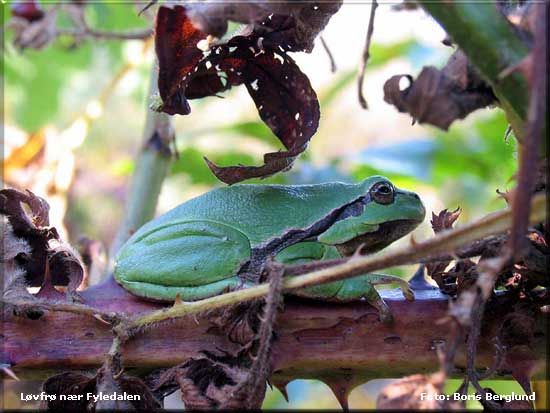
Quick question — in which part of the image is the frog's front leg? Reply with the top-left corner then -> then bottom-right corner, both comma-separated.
334,273 -> 414,324
276,243 -> 414,323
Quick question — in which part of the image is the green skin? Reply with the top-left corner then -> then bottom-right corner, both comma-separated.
115,176 -> 426,322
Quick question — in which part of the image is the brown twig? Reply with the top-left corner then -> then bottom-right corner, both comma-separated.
477,339 -> 505,381
2,296 -> 121,325
465,291 -> 501,410
507,2 -> 546,259
226,262 -> 284,408
357,0 -> 378,109
319,35 -> 337,73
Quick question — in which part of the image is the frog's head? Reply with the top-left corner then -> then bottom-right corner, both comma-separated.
336,176 -> 426,256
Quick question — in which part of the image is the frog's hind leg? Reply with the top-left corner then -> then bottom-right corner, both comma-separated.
115,220 -> 252,302
120,276 -> 252,302
118,275 -> 251,303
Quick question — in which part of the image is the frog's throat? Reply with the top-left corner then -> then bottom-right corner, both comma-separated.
335,218 -> 421,256
239,195 -> 371,279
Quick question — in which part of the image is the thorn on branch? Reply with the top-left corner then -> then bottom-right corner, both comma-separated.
1,364 -> 20,381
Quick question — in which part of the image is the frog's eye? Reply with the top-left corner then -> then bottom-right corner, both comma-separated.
370,181 -> 395,205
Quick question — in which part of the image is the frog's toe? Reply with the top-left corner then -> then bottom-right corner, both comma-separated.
379,309 -> 394,325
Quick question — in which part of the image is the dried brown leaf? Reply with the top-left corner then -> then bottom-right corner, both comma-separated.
8,6 -> 57,50
383,50 -> 495,130
430,207 -> 461,233
186,2 -> 342,52
0,188 -> 85,294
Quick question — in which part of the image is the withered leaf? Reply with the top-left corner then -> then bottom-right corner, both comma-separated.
1,189 -> 56,287
430,207 -> 461,233
1,218 -> 32,296
41,372 -> 95,410
152,350 -> 265,410
383,50 -> 496,130
42,370 -> 161,411
8,5 -> 57,50
425,207 -> 462,291
0,188 -> 85,294
155,6 -> 320,184
186,2 -> 342,52
117,374 -> 162,411
10,0 -> 45,22
155,5 -> 207,116
208,301 -> 262,345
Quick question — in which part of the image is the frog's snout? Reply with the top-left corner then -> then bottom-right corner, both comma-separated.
398,189 -> 426,223
415,195 -> 426,222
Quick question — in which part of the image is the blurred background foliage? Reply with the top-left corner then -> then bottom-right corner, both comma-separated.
3,2 -> 520,410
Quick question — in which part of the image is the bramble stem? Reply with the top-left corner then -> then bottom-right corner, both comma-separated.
419,2 -> 530,136
109,67 -> 174,261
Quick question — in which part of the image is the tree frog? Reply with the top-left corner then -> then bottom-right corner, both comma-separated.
115,176 -> 425,322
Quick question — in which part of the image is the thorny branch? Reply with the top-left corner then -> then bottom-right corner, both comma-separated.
4,1 -> 548,410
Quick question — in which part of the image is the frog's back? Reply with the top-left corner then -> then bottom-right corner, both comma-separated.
132,181 -> 367,246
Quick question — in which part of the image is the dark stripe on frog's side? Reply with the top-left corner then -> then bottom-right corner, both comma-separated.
239,194 -> 373,279
335,218 -> 420,256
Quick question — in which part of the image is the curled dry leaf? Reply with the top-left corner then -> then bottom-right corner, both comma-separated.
8,5 -> 57,50
208,301 -> 262,345
10,0 -> 45,22
155,6 -> 321,184
426,207 -> 461,291
0,188 -> 84,294
430,207 -> 461,233
41,369 -> 161,411
1,218 -> 32,294
151,350 -> 262,410
383,50 -> 495,130
187,2 -> 342,52
41,372 -> 96,411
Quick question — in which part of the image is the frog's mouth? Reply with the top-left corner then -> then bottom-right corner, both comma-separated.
335,219 -> 421,257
